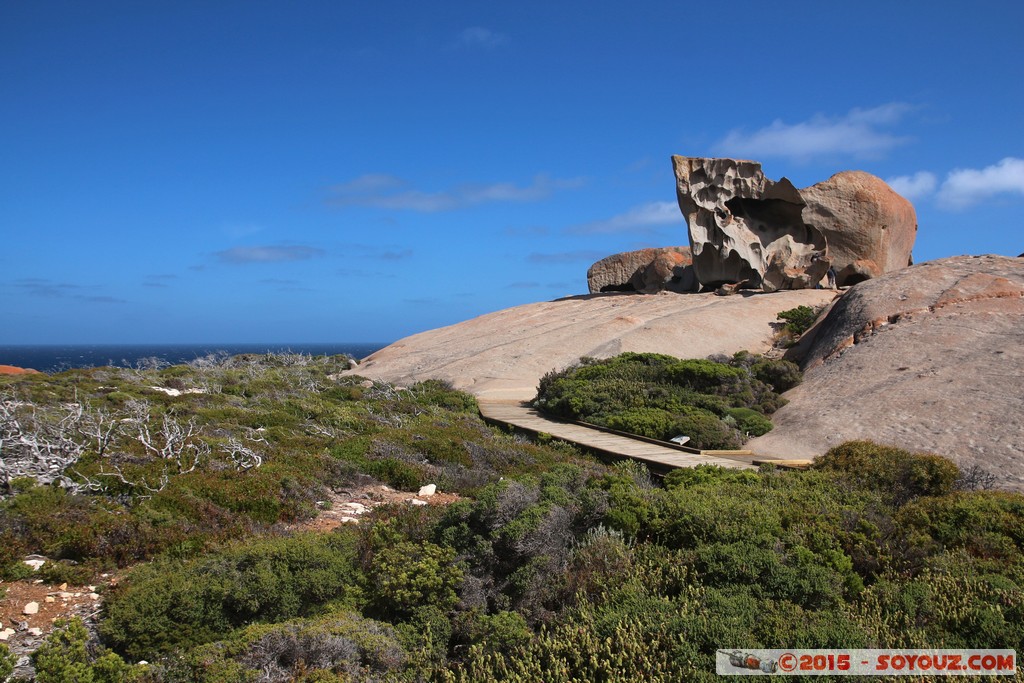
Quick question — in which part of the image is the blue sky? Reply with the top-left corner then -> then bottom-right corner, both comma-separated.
2,1 -> 1022,344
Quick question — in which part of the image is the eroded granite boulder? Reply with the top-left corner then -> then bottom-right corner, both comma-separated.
801,171 -> 917,285
672,156 -> 918,290
672,156 -> 830,291
586,247 -> 696,294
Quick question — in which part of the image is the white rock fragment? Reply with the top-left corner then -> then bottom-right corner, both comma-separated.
418,484 -> 437,497
23,602 -> 39,615
44,596 -> 55,603
147,386 -> 205,397
0,629 -> 12,641
339,516 -> 359,524
341,502 -> 369,515
89,593 -> 100,600
28,627 -> 42,636
407,498 -> 428,507
22,559 -> 45,571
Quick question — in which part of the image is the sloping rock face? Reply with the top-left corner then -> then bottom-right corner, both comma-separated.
672,156 -> 830,292
801,171 -> 917,285
348,289 -> 837,401
0,365 -> 41,375
748,255 -> 1024,490
587,247 -> 695,294
672,156 -> 917,290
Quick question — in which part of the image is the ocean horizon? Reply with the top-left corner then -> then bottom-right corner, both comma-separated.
0,342 -> 389,374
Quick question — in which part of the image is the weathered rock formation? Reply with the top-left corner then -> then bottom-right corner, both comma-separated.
673,156 -> 830,292
801,171 -> 917,284
748,255 -> 1024,490
348,288 -> 837,401
586,247 -> 696,294
0,365 -> 41,375
672,156 -> 917,290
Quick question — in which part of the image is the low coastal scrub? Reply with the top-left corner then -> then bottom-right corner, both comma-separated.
2,356 -> 1022,681
777,304 -> 822,337
532,351 -> 800,448
0,354 -> 594,576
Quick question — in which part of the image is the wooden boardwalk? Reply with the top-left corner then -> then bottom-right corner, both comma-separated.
477,400 -> 803,473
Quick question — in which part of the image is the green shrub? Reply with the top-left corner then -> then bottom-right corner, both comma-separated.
0,486 -> 132,564
469,610 -> 531,654
596,461 -> 658,538
670,409 -> 743,450
7,476 -> 37,494
750,358 -> 802,392
777,305 -> 821,336
726,407 -> 773,437
854,568 -> 1024,648
101,531 -> 363,659
533,351 -> 794,450
367,458 -> 425,490
691,541 -> 851,610
897,492 -> 1024,560
666,359 -> 745,392
368,541 -> 463,620
0,644 -> 14,683
814,441 -> 960,504
409,379 -> 479,413
185,611 -> 409,682
604,408 -> 675,439
39,560 -> 95,585
32,617 -> 137,683
664,465 -> 760,490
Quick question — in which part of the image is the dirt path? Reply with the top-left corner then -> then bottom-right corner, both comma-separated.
0,576 -> 107,668
292,484 -> 461,532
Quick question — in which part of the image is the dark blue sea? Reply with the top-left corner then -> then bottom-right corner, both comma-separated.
0,343 -> 388,374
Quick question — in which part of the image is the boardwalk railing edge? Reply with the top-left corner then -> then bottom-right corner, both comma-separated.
477,401 -> 754,456
477,400 -> 813,471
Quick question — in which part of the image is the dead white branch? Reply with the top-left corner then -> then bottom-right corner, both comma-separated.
1,396 -> 89,492
134,408 -> 208,473
221,428 -> 267,471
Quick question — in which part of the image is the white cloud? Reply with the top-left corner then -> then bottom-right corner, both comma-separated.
329,173 -> 404,194
845,102 -> 914,125
504,226 -> 550,237
216,245 -> 324,264
458,26 -> 508,49
326,174 -> 583,212
715,103 -> 914,161
11,278 -> 126,303
528,250 -> 607,264
347,244 -> 414,261
887,171 -> 937,200
938,157 -> 1024,209
568,201 -> 682,235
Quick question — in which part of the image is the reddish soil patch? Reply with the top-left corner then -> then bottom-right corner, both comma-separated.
0,577 -> 105,653
294,484 -> 461,532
